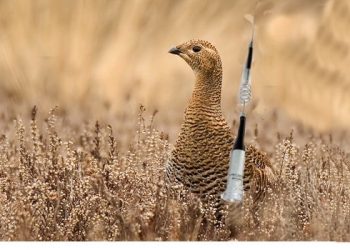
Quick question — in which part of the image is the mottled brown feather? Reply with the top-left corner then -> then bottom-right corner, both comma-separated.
166,39 -> 273,215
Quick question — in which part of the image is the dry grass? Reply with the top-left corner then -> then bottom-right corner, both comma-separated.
0,0 -> 349,135
0,0 -> 350,241
0,106 -> 349,241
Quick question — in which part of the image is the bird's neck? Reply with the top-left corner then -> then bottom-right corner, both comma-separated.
189,66 -> 223,110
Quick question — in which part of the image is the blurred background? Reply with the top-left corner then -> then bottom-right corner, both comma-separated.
0,0 -> 349,145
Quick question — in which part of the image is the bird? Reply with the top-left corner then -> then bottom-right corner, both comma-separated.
166,39 -> 273,221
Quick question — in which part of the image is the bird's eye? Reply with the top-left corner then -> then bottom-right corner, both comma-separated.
192,46 -> 201,52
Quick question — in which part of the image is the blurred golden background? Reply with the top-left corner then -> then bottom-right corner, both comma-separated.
0,0 -> 349,144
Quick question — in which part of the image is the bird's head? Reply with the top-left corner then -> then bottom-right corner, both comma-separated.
169,39 -> 222,75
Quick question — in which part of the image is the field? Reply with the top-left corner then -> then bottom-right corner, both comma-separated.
0,0 -> 349,241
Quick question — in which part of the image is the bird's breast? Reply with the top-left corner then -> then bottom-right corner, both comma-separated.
173,110 -> 233,169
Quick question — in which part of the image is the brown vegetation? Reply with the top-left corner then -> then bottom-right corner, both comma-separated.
0,0 -> 349,241
0,0 -> 349,134
0,106 -> 349,241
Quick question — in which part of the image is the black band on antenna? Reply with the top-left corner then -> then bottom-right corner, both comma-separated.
233,115 -> 246,150
246,42 -> 253,69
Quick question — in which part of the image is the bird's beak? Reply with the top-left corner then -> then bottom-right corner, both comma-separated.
168,47 -> 181,55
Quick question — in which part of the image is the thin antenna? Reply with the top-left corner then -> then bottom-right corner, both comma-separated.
244,14 -> 255,42
221,13 -> 257,203
238,17 -> 255,113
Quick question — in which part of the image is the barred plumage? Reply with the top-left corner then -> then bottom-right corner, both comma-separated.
166,39 -> 273,218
